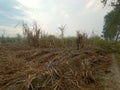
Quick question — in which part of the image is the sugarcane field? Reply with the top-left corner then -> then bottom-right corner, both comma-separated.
0,0 -> 120,90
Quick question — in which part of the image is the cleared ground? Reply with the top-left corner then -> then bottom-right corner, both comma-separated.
0,44 -> 112,90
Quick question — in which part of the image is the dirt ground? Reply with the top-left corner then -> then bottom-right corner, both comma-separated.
101,54 -> 120,90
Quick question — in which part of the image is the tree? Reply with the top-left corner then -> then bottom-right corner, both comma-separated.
101,0 -> 120,41
103,6 -> 120,41
101,0 -> 120,6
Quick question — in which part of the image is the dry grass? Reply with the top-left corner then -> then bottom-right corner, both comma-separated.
0,45 -> 111,90
23,22 -> 48,47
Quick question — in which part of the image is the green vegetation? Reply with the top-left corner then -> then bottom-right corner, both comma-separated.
103,6 -> 120,41
116,53 -> 120,60
0,31 -> 120,54
0,34 -> 26,45
101,0 -> 120,6
101,0 -> 120,41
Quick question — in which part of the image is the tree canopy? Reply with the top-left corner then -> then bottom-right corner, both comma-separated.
101,0 -> 120,41
101,0 -> 120,6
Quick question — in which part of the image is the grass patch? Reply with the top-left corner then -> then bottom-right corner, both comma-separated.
115,53 -> 120,66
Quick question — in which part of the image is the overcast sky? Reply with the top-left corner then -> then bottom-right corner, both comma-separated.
0,0 -> 112,37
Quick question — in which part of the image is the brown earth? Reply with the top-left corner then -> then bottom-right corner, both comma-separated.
100,54 -> 120,90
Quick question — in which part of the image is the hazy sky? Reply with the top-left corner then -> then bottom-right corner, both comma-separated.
0,0 -> 112,37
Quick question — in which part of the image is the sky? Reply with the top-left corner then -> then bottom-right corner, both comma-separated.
0,0 -> 112,37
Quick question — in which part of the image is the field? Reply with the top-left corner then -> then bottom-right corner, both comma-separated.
0,0 -> 120,89
0,43 -> 112,90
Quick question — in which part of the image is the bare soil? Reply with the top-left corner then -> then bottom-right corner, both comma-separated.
100,54 -> 120,90
98,54 -> 120,90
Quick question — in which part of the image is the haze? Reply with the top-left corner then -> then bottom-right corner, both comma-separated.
0,0 -> 112,37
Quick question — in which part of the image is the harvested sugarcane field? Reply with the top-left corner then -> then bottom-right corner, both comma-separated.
0,0 -> 120,90
0,39 -> 120,90
0,44 -> 112,90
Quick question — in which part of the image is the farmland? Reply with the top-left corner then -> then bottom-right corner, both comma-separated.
0,0 -> 120,90
0,42 -> 114,90
0,25 -> 120,90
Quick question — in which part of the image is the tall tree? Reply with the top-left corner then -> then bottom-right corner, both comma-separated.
103,6 -> 120,41
101,0 -> 120,41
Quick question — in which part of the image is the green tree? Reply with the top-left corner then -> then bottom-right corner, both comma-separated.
101,0 -> 120,41
101,0 -> 120,6
103,6 -> 120,41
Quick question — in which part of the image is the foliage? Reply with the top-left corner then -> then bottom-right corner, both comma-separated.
101,0 -> 120,41
0,32 -> 119,54
39,35 -> 76,48
88,35 -> 120,53
103,6 -> 120,41
115,53 -> 120,66
0,35 -> 26,45
98,40 -> 120,53
101,0 -> 120,6
89,36 -> 104,45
